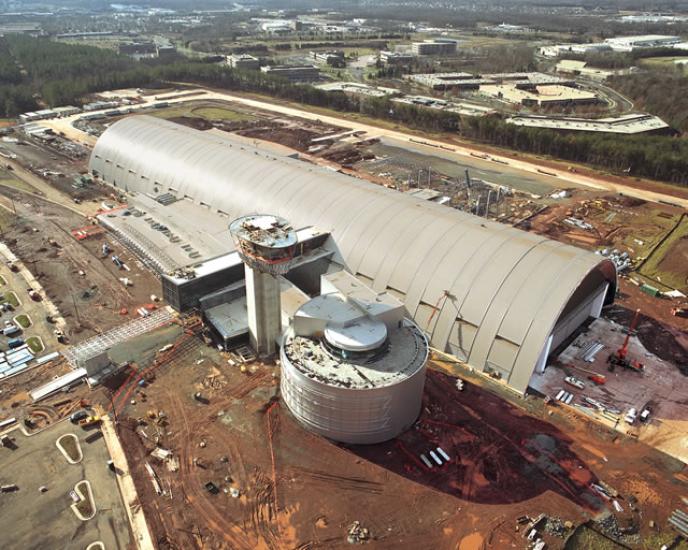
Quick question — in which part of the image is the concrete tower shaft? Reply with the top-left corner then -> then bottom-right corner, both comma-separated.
229,214 -> 298,356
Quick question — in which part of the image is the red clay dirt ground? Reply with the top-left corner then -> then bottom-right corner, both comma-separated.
107,331 -> 687,550
349,370 -> 603,510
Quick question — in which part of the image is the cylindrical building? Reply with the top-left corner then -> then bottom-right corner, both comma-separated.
280,285 -> 429,445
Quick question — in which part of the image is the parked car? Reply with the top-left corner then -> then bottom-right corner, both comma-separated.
639,407 -> 651,422
70,410 -> 88,423
624,408 -> 637,424
7,337 -> 24,349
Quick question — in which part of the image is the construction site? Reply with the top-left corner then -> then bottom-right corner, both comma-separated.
0,86 -> 686,550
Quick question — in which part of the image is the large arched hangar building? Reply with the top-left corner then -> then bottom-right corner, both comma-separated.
89,116 -> 617,394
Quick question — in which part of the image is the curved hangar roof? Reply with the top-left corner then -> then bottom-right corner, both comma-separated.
90,115 -> 616,394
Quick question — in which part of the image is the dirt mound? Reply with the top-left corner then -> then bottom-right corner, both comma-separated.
167,116 -> 213,131
615,196 -> 646,208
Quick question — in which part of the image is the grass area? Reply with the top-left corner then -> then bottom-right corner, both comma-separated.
0,206 -> 16,229
190,106 -> 256,122
640,533 -> 688,550
25,336 -> 44,354
0,167 -> 40,194
150,101 -> 256,123
638,213 -> 688,292
2,291 -> 19,308
638,56 -> 688,67
74,481 -> 95,518
14,314 -> 31,329
57,433 -> 81,463
604,207 -> 681,260
0,174 -> 40,195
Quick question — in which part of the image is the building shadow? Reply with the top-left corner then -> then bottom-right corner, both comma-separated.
346,370 -> 604,510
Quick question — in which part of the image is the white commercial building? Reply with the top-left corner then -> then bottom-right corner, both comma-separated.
604,35 -> 682,52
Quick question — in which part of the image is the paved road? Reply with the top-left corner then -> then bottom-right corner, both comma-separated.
41,87 -> 688,209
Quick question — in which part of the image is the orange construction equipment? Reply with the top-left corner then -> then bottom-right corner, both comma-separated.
607,308 -> 644,372
71,225 -> 104,240
587,374 -> 606,385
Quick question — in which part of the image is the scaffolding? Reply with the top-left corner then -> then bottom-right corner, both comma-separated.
62,307 -> 177,368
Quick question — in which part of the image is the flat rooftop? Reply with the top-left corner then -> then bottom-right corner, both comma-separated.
98,194 -> 234,273
481,84 -> 597,104
392,95 -> 494,116
315,82 -> 399,97
407,71 -> 571,88
283,311 -> 427,390
507,113 -> 669,134
284,270 -> 427,389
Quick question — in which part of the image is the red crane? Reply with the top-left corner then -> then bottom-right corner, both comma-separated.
608,308 -> 644,372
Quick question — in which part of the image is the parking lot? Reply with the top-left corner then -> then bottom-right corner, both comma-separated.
0,257 -> 61,379
0,419 -> 131,549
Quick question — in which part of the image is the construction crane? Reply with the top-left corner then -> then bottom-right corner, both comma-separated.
607,308 -> 644,373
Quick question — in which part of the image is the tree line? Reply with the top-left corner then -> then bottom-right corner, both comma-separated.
1,35 -> 687,186
609,69 -> 688,134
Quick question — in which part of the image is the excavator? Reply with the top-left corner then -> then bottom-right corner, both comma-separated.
607,308 -> 644,373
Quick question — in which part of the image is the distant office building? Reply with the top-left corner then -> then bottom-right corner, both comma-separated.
480,84 -> 598,108
411,38 -> 458,56
604,34 -> 681,52
406,71 -> 570,91
0,23 -> 42,36
540,43 -> 612,57
118,42 -> 157,57
541,36 -> 681,57
260,65 -> 320,82
507,113 -> 671,135
156,44 -> 176,58
311,50 -> 345,67
227,54 -> 260,70
316,82 -> 400,98
486,23 -> 533,34
380,51 -> 415,65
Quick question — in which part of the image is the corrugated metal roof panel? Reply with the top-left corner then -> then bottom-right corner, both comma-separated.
89,116 -> 617,394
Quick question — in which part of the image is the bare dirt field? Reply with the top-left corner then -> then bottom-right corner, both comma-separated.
0,190 -> 162,342
99,325 -> 688,550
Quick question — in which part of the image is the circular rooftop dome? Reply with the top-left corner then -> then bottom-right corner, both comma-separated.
324,318 -> 388,352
